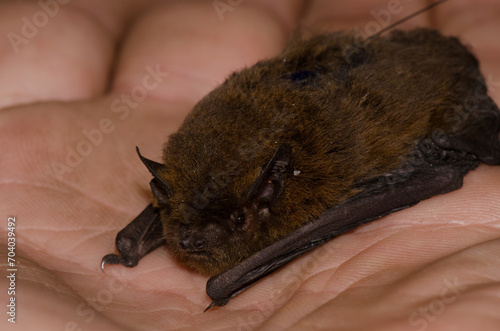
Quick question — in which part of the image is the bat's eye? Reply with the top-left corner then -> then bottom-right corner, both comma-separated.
230,212 -> 246,228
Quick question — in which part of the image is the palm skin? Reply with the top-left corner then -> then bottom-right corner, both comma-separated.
1,1 -> 499,330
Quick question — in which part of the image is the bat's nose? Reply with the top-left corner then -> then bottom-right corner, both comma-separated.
179,235 -> 206,250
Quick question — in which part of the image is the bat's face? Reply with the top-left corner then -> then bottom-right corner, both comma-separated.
160,198 -> 267,276
148,144 -> 293,276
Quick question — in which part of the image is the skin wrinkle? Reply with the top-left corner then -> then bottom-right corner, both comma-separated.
1,1 -> 499,330
0,258 -> 79,303
280,222 -> 492,306
274,235 -> 500,329
113,64 -> 213,104
18,279 -> 79,306
264,235 -> 405,322
64,0 -> 151,40
2,179 -> 133,221
286,273 -> 459,329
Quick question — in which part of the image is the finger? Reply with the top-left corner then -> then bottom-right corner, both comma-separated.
301,0 -> 433,34
0,1 -> 114,109
110,0 -> 296,109
252,0 -> 307,33
69,0 -> 163,39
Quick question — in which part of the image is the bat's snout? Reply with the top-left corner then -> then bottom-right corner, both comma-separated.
179,234 -> 207,251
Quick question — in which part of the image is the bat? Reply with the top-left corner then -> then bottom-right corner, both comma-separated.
101,5 -> 500,311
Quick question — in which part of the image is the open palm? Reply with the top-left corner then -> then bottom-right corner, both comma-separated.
1,1 -> 499,330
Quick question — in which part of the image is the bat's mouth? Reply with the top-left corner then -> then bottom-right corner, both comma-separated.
175,247 -> 211,263
179,247 -> 211,260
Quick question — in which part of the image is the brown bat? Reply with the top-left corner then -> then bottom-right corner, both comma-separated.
101,8 -> 500,311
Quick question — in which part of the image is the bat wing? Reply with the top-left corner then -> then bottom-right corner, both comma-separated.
204,162 -> 467,310
101,203 -> 165,270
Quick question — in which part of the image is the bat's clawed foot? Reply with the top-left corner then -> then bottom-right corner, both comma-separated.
100,253 -> 138,272
100,204 -> 166,273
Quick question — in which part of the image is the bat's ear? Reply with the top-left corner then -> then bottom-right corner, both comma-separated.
245,144 -> 292,211
136,147 -> 172,205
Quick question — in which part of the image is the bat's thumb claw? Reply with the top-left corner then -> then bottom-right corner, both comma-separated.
204,297 -> 230,312
204,301 -> 218,312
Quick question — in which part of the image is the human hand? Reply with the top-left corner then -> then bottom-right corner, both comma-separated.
1,1 -> 499,330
